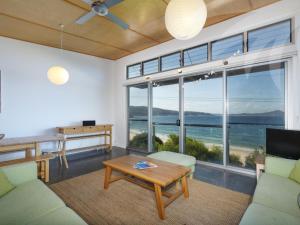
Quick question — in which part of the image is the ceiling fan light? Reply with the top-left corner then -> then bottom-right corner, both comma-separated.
47,66 -> 69,85
165,0 -> 207,40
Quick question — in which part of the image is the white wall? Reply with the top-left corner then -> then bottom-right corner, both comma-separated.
112,0 -> 300,148
0,37 -> 115,156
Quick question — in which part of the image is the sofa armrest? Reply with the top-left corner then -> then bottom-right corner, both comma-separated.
0,162 -> 37,186
265,156 -> 296,178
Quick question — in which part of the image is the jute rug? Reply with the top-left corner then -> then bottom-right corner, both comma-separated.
50,170 -> 251,225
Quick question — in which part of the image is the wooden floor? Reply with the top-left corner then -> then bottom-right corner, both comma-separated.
50,169 -> 251,225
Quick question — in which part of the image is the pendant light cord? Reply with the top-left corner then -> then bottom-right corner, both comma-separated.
60,24 -> 64,51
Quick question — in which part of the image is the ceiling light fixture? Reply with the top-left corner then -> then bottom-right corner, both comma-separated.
47,24 -> 69,85
165,0 -> 207,40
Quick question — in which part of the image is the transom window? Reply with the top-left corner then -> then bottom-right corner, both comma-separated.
126,19 -> 292,79
160,52 -> 181,71
143,58 -> 159,75
248,20 -> 291,51
211,34 -> 244,60
183,44 -> 208,66
127,63 -> 141,79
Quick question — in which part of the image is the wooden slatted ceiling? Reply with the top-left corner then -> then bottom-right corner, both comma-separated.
0,0 -> 279,60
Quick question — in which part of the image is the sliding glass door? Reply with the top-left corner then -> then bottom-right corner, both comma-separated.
152,79 -> 180,152
183,72 -> 224,164
128,83 -> 149,152
127,61 -> 287,171
226,62 -> 285,169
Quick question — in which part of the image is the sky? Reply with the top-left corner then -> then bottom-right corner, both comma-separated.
130,67 -> 285,115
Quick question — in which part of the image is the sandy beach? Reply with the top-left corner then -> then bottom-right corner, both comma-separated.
130,130 -> 254,164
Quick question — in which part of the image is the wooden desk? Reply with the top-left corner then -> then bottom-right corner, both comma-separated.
103,155 -> 190,220
0,135 -> 64,182
57,124 -> 113,154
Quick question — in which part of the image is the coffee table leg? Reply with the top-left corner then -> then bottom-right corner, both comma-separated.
154,184 -> 165,219
104,166 -> 112,189
181,175 -> 189,198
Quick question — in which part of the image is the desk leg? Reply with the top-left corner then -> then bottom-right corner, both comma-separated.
35,142 -> 41,156
109,127 -> 112,150
154,184 -> 165,220
25,148 -> 32,159
45,160 -> 49,182
63,152 -> 68,169
181,176 -> 189,198
39,161 -> 45,180
104,166 -> 112,189
61,140 -> 69,169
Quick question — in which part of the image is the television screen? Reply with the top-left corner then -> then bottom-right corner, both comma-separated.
266,128 -> 300,160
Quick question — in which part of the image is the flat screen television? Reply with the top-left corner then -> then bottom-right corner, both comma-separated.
266,128 -> 300,160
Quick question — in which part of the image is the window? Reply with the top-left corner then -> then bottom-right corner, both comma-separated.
127,63 -> 141,79
183,44 -> 208,66
212,34 -> 244,60
143,58 -> 159,75
248,20 -> 291,51
161,52 -> 181,71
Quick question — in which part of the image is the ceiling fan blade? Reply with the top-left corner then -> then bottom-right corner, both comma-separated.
75,11 -> 97,24
81,0 -> 94,5
105,12 -> 129,29
104,0 -> 123,8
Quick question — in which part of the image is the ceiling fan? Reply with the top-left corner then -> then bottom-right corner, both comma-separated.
75,0 -> 129,29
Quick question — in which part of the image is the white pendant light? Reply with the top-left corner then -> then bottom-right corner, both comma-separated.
47,66 -> 69,85
47,24 -> 69,85
165,0 -> 207,40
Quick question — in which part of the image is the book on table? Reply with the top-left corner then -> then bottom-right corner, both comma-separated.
134,161 -> 158,170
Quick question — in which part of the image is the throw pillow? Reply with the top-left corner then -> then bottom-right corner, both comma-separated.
0,170 -> 15,197
289,159 -> 300,184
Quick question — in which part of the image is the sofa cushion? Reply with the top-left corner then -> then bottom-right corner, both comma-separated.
148,151 -> 196,172
29,207 -> 87,225
239,203 -> 300,225
265,156 -> 296,178
253,173 -> 300,218
289,160 -> 300,184
0,179 -> 65,225
0,161 -> 37,186
0,170 -> 15,197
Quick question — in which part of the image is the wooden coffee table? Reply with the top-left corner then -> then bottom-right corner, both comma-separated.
103,155 -> 191,220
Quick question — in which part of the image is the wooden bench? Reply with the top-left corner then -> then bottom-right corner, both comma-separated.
0,135 -> 64,182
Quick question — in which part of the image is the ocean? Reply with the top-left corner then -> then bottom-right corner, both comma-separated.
129,113 -> 284,149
